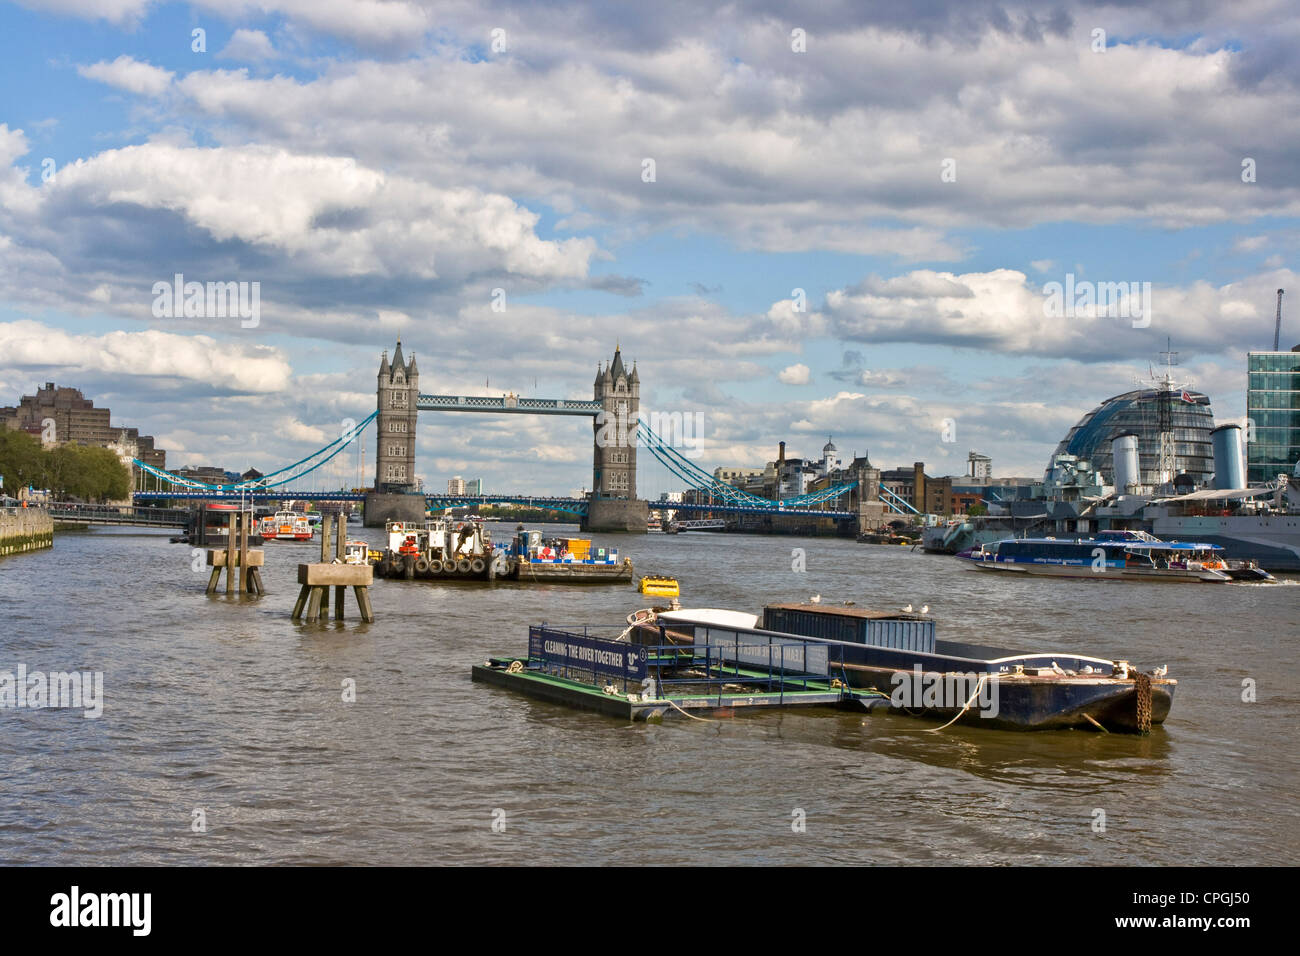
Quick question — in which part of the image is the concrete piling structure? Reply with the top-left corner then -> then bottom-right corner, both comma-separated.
205,510 -> 265,595
292,514 -> 375,624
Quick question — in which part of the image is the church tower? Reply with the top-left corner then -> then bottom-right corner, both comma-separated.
375,340 -> 419,492
591,345 -> 638,498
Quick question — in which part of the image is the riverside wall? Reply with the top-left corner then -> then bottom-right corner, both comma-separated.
0,508 -> 54,557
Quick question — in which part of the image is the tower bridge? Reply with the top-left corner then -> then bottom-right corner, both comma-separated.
133,340 -> 888,532
367,340 -> 647,531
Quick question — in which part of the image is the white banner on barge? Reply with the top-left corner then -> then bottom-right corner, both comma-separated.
695,626 -> 830,677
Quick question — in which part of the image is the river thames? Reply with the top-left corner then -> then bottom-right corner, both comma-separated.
1,523 -> 1296,865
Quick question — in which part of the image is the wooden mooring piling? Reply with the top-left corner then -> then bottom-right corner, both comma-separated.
205,510 -> 265,595
291,514 -> 375,624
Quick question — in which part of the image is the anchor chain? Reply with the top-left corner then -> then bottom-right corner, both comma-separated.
1135,672 -> 1152,734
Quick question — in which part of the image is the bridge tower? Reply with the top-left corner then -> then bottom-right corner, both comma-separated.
583,345 -> 649,532
364,340 -> 426,527
591,345 -> 638,497
375,340 -> 419,492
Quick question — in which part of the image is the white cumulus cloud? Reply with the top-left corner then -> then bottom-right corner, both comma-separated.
217,29 -> 276,62
0,320 -> 291,393
778,363 -> 811,385
77,55 -> 174,97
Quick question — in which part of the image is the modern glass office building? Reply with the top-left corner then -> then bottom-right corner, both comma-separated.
1247,349 -> 1300,484
1049,388 -> 1216,488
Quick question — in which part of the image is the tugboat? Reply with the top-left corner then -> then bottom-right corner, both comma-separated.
374,518 -> 507,580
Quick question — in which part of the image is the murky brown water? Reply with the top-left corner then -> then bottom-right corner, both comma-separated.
1,522 -> 1297,864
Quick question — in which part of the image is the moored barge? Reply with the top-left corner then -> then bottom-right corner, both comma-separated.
630,603 -> 1175,732
503,528 -> 633,583
473,617 -> 890,720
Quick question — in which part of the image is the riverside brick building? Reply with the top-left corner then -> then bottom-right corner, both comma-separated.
0,382 -> 166,475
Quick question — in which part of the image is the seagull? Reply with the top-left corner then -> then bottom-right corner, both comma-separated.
809,594 -> 821,604
1050,661 -> 1067,676
920,604 -> 930,615
1081,665 -> 1096,674
901,604 -> 913,613
1152,664 -> 1168,677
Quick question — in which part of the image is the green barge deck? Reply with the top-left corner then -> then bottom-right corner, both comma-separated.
472,651 -> 891,721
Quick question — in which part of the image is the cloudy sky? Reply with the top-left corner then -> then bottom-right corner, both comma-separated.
1,0 -> 1296,496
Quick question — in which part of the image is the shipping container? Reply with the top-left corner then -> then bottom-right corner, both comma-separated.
762,605 -> 936,654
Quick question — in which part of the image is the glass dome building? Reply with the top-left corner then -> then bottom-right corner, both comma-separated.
1049,388 -> 1216,488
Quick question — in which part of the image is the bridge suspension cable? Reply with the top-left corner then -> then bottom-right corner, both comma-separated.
132,411 -> 378,492
877,483 -> 920,514
635,419 -> 858,509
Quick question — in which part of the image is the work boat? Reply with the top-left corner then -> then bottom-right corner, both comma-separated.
504,528 -> 634,583
631,604 -> 1174,732
962,530 -> 1273,582
374,518 -> 505,580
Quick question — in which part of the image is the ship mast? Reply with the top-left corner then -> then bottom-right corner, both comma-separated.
1274,288 -> 1285,351
1154,338 -> 1190,489
1156,339 -> 1180,487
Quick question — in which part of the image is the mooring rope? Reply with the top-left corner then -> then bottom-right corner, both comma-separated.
664,698 -> 718,722
894,672 -> 994,734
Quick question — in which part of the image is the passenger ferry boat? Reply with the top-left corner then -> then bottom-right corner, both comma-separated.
259,510 -> 313,541
959,530 -> 1275,582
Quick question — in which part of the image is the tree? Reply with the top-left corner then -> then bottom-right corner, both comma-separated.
0,428 -> 45,492
1,429 -> 132,501
81,446 -> 131,501
46,444 -> 131,501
